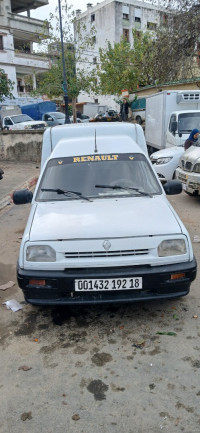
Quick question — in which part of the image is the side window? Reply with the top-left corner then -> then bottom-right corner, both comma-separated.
169,114 -> 176,132
4,117 -> 13,125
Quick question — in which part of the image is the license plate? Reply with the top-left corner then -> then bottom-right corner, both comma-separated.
182,183 -> 186,191
75,277 -> 142,291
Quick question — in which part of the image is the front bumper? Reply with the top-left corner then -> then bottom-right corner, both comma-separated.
17,259 -> 197,305
176,167 -> 200,195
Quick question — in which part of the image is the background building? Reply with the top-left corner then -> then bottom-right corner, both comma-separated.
74,0 -> 162,109
0,0 -> 50,98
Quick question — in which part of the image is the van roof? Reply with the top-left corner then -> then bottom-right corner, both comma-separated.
41,122 -> 147,166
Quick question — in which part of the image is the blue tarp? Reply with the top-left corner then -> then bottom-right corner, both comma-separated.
21,101 -> 57,120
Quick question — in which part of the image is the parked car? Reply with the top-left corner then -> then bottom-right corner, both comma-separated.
89,110 -> 119,122
70,116 -> 81,123
78,114 -> 91,123
150,146 -> 185,182
2,114 -> 47,130
0,168 -> 4,180
42,112 -> 65,126
13,122 -> 196,306
176,145 -> 200,196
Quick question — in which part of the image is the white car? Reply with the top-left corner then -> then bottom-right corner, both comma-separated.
2,114 -> 47,130
13,123 -> 196,306
150,146 -> 185,182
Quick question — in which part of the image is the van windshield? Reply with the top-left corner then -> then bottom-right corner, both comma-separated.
12,115 -> 33,124
178,112 -> 200,134
36,153 -> 162,201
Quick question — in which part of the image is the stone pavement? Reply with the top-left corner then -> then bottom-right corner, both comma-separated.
0,161 -> 40,211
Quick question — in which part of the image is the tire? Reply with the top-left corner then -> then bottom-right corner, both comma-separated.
136,115 -> 143,125
184,190 -> 198,197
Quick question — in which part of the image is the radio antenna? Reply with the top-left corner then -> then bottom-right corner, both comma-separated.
94,129 -> 98,153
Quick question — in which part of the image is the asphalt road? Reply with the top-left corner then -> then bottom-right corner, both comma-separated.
0,191 -> 200,433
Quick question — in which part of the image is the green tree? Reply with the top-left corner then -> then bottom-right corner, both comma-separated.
148,0 -> 200,83
90,0 -> 200,95
93,31 -> 156,95
0,68 -> 14,102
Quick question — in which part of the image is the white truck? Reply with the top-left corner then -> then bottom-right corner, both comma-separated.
145,90 -> 200,182
0,105 -> 47,130
176,146 -> 200,196
13,122 -> 196,306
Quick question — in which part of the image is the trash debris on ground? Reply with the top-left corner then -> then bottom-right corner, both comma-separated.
193,235 -> 200,243
0,281 -> 15,291
149,383 -> 156,390
3,299 -> 23,312
132,339 -> 145,349
21,412 -> 32,421
18,366 -> 32,371
193,315 -> 198,319
72,414 -> 80,421
156,331 -> 177,336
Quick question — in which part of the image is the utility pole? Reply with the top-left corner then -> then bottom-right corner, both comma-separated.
58,0 -> 70,124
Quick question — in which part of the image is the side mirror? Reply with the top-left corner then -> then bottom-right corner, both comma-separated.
13,189 -> 33,204
163,180 -> 182,195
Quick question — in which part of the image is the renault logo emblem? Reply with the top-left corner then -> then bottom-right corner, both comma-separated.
103,240 -> 111,251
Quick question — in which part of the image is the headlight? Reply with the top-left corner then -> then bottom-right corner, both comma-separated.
26,245 -> 56,262
155,157 -> 173,165
193,163 -> 200,173
158,239 -> 186,257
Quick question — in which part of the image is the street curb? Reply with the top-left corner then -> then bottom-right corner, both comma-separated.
0,175 -> 38,212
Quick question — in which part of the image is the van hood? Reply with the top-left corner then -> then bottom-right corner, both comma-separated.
182,145 -> 200,164
29,196 -> 181,241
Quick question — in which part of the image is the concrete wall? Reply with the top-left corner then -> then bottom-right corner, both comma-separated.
0,130 -> 43,161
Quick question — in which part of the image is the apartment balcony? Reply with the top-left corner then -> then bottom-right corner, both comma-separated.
8,13 -> 49,43
11,0 -> 49,14
14,51 -> 50,74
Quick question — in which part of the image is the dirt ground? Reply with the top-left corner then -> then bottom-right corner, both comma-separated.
0,191 -> 200,433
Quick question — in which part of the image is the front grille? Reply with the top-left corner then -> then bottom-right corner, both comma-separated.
185,161 -> 192,171
31,124 -> 45,129
178,173 -> 187,183
64,249 -> 149,259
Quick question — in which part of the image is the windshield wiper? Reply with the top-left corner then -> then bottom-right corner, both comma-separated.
95,184 -> 152,197
41,188 -> 91,201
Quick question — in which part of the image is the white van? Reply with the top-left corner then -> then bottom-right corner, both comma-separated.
13,123 -> 196,305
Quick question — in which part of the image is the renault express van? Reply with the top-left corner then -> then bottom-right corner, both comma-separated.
13,123 -> 196,305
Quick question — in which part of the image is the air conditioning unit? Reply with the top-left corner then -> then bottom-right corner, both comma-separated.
177,92 -> 200,104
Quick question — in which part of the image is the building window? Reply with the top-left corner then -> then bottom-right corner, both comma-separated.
91,14 -> 95,22
123,29 -> 129,42
147,22 -> 157,31
134,17 -> 141,29
0,35 -> 3,50
93,57 -> 97,64
123,13 -> 129,20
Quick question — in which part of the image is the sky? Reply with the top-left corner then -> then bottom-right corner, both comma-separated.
30,0 -> 97,20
